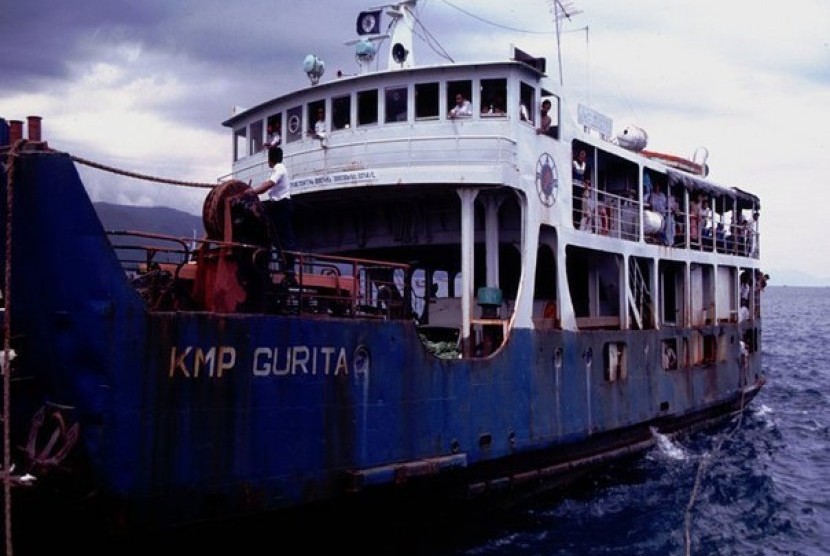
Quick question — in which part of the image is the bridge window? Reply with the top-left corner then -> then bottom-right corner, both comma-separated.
286,105 -> 303,143
447,80 -> 473,118
332,95 -> 351,130
233,126 -> 246,161
385,86 -> 408,123
480,78 -> 507,116
358,89 -> 379,126
415,82 -> 439,119
266,113 -> 282,146
249,119 -> 263,155
520,82 -> 535,125
541,89 -> 560,138
307,100 -> 325,134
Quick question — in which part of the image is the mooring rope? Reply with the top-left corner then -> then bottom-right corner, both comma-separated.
683,386 -> 749,556
2,139 -> 22,556
69,154 -> 217,189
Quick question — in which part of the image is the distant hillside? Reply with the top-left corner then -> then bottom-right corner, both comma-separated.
94,202 -> 205,239
765,268 -> 830,288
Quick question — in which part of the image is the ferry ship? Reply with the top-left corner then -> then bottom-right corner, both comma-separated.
0,1 -> 765,533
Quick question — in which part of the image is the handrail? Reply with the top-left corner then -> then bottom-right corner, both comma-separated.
106,230 -> 411,319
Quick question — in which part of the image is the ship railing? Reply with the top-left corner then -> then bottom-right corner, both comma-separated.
691,217 -> 759,259
276,251 -> 410,320
573,181 -> 640,242
107,230 -> 411,318
108,230 -> 193,279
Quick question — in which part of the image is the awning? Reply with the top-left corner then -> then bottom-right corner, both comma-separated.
667,169 -> 760,209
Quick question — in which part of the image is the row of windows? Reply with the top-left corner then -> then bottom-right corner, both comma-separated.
233,77 -> 560,160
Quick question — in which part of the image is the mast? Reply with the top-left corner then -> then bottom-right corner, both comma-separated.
386,1 -> 417,69
549,0 -> 581,85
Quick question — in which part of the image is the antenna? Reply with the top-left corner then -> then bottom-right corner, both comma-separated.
548,0 -> 581,85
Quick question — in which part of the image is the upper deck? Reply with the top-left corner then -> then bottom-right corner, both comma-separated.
222,57 -> 760,260
223,59 -> 556,191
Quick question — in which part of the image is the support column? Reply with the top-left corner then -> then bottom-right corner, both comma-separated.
457,188 -> 479,357
620,255 -> 629,330
482,194 -> 505,288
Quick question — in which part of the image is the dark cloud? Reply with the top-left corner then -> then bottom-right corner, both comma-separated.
1,1 -> 169,84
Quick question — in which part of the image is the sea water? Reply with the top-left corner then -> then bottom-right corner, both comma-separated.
422,286 -> 830,556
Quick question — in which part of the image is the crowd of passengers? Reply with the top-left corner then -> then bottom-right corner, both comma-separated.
571,150 -> 758,256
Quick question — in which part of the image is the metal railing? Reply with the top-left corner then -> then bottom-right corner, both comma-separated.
107,231 -> 411,319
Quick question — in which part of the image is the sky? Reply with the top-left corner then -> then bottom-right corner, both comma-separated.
1,0 -> 829,284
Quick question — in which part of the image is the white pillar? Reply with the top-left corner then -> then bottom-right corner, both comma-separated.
482,194 -> 505,288
457,188 -> 479,355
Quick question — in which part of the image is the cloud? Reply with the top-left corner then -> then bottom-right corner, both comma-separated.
2,0 -> 829,281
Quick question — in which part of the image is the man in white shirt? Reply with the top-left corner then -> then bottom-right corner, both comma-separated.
253,146 -> 296,267
448,94 -> 472,118
312,107 -> 327,147
264,123 -> 281,149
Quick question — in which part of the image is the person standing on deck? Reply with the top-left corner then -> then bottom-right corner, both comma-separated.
579,179 -> 597,232
253,146 -> 296,268
573,149 -> 591,228
573,149 -> 590,182
689,192 -> 702,247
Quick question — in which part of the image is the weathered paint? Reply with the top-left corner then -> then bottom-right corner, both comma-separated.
1,151 -> 763,530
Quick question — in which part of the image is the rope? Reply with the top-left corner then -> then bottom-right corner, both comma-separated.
683,386 -> 748,556
2,139 -> 22,556
70,155 -> 217,189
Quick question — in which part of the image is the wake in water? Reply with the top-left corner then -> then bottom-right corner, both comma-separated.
648,426 -> 689,461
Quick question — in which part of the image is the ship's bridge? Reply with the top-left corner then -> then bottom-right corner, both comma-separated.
222,61 -> 561,192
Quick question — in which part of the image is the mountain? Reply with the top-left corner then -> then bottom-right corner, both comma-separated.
94,202 -> 205,239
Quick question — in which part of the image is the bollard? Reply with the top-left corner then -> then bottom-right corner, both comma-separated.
27,115 -> 42,142
9,120 -> 23,144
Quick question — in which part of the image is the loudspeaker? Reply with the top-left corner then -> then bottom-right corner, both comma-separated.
392,43 -> 408,63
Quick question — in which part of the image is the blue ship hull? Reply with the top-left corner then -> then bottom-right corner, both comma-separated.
1,148 -> 763,531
